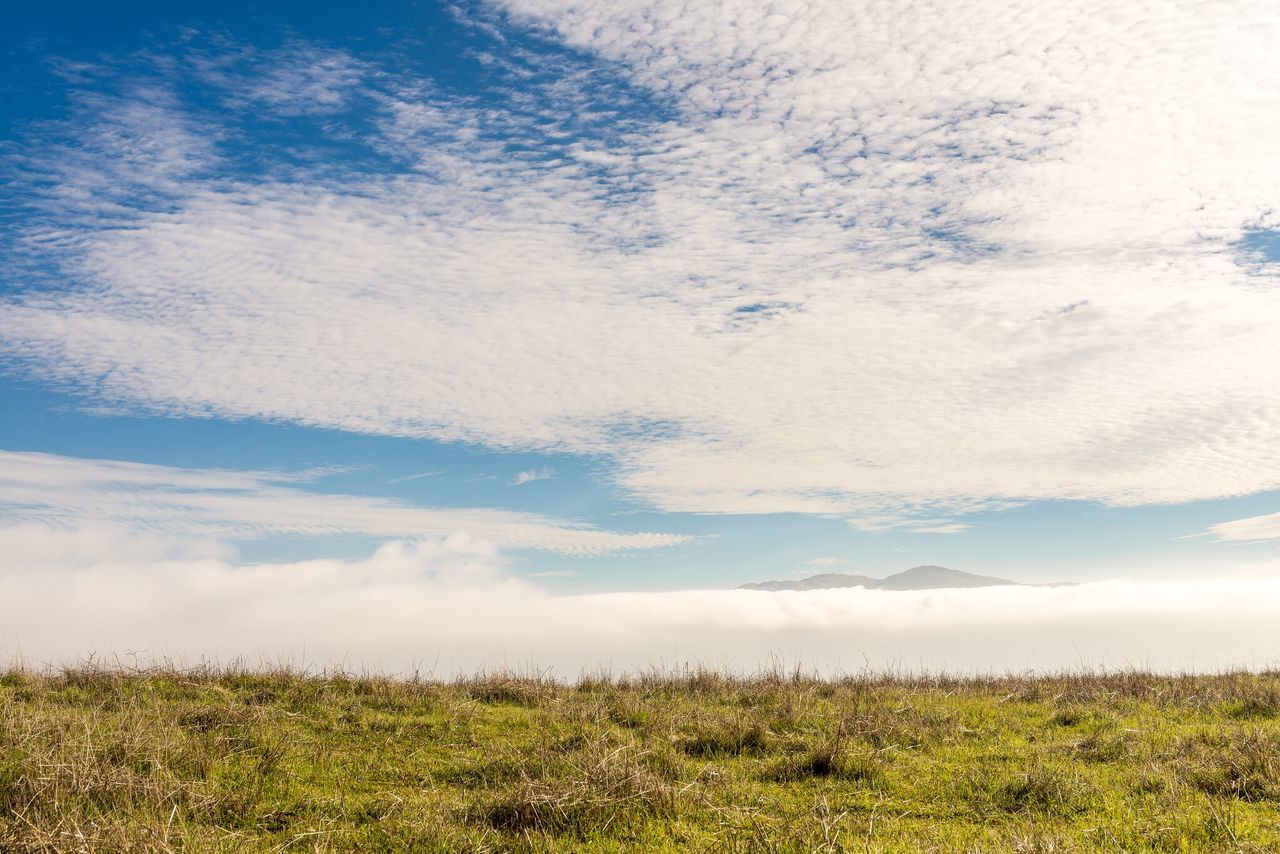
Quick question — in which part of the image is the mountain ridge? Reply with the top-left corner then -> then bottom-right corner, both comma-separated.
739,564 -> 1027,591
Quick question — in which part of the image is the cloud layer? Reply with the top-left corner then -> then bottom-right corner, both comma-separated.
2,3 -> 1279,518
5,525 -> 1280,674
0,451 -> 688,554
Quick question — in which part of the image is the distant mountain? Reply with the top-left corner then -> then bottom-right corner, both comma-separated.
739,565 -> 1022,591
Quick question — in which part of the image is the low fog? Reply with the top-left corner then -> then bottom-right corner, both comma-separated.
5,525 -> 1280,676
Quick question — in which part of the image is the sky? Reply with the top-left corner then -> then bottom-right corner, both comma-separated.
3,0 -> 1280,673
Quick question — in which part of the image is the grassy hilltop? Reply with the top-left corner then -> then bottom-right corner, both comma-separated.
3,665 -> 1280,851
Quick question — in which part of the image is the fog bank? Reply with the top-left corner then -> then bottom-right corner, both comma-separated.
5,525 -> 1279,676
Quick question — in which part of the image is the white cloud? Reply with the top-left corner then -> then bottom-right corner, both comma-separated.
911,524 -> 967,537
848,516 -> 972,535
3,4 -> 1280,521
0,451 -> 688,555
528,569 -> 576,578
912,524 -> 972,536
510,466 -> 555,486
1209,511 -> 1280,543
806,557 -> 842,566
5,524 -> 1280,674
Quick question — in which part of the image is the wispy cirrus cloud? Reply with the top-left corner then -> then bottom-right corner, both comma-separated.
2,4 -> 1279,524
387,470 -> 444,484
0,451 -> 688,555
1208,512 -> 1280,544
848,516 -> 972,535
510,466 -> 554,486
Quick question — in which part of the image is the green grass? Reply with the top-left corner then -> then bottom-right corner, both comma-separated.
4,665 -> 1280,851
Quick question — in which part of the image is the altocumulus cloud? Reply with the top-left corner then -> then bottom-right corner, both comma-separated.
1,1 -> 1279,525
5,524 -> 1280,674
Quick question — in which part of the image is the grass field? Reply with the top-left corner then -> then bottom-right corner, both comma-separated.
3,665 -> 1280,851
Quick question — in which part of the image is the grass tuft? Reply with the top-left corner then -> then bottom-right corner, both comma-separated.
1184,729 -> 1280,802
769,745 -> 883,785
679,713 -> 770,757
478,741 -> 676,837
991,766 -> 1093,815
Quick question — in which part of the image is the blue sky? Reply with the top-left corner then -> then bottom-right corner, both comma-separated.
4,0 -> 1280,672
